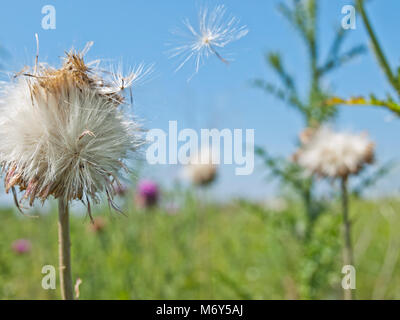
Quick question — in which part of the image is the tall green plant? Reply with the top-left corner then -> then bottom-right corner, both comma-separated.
254,0 -> 365,237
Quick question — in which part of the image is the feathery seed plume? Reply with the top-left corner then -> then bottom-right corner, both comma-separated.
169,4 -> 248,75
98,63 -> 154,95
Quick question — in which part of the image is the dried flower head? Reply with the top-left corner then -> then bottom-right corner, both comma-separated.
293,127 -> 375,178
0,44 -> 143,212
169,4 -> 248,75
183,147 -> 218,186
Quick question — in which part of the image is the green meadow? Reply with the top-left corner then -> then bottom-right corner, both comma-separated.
1,193 -> 399,299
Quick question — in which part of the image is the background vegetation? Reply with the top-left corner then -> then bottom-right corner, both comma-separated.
1,192 -> 400,300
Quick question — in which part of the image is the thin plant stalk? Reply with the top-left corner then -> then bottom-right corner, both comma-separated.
356,0 -> 400,97
341,176 -> 354,300
58,198 -> 74,300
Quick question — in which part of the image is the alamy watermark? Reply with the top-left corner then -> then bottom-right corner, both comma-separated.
41,265 -> 56,290
41,5 -> 56,30
341,265 -> 356,290
145,121 -> 255,175
341,5 -> 356,30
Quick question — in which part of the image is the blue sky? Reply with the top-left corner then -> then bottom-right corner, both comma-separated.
0,0 -> 399,200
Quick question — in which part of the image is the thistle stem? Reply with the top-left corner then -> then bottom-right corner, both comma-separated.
341,177 -> 354,300
58,198 -> 74,300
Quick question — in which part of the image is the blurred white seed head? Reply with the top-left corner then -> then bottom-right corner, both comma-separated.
0,45 -> 143,210
293,127 -> 374,179
169,4 -> 248,75
183,147 -> 218,186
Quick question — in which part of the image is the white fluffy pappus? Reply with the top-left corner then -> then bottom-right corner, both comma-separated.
183,147 -> 218,186
98,62 -> 154,95
169,4 -> 248,75
293,127 -> 374,178
0,47 -> 143,212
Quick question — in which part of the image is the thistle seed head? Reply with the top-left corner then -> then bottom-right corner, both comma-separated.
183,147 -> 218,186
0,45 -> 143,210
293,126 -> 375,179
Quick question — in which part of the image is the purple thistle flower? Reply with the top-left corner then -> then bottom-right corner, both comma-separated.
135,179 -> 159,208
11,239 -> 32,254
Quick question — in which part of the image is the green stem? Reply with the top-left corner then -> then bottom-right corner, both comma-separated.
341,177 -> 354,300
58,198 -> 74,300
